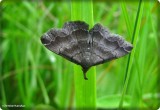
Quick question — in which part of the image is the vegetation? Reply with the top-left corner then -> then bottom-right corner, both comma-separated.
71,0 -> 96,109
0,0 -> 159,109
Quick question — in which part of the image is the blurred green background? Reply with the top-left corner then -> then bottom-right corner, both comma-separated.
0,0 -> 159,109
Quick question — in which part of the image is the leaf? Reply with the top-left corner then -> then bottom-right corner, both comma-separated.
97,95 -> 131,109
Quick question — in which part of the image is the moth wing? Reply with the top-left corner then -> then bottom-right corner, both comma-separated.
63,21 -> 89,33
41,21 -> 90,66
89,23 -> 133,66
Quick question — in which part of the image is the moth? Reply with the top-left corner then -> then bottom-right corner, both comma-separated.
41,21 -> 133,80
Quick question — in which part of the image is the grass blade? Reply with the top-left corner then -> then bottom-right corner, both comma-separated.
119,0 -> 144,109
157,1 -> 160,106
121,1 -> 132,37
71,0 -> 96,109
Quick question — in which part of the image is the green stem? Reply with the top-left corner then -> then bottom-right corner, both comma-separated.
157,1 -> 160,106
71,0 -> 96,109
119,0 -> 144,109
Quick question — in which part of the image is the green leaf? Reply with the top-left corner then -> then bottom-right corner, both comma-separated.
97,95 -> 131,109
119,0 -> 144,109
71,0 -> 96,109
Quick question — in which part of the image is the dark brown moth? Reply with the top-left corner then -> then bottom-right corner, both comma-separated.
41,21 -> 133,80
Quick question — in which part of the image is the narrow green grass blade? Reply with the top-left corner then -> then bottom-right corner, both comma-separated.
119,0 -> 144,109
71,0 -> 96,109
37,73 -> 50,104
121,1 -> 132,37
55,61 -> 73,109
157,2 -> 160,106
